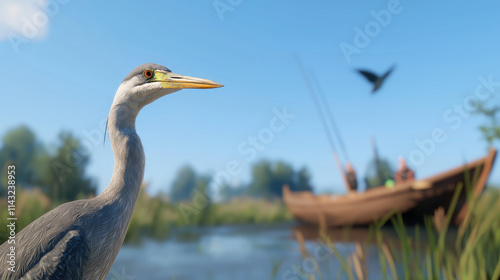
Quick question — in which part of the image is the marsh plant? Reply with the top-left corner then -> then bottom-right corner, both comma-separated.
295,183 -> 500,280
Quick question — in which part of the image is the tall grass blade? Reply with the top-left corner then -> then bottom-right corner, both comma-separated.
382,243 -> 399,280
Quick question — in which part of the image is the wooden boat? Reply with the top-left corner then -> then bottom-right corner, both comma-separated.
283,148 -> 497,227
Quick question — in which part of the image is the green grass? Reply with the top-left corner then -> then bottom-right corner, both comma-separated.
3,182 -> 499,280
0,184 -> 293,244
295,186 -> 500,280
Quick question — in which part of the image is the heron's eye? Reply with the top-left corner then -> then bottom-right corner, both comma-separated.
143,69 -> 154,79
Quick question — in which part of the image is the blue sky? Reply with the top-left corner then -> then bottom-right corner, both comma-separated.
0,0 -> 499,195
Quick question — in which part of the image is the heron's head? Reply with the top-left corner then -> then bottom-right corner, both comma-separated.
113,63 -> 223,112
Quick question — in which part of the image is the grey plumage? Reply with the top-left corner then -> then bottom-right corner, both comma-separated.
0,63 -> 222,280
357,65 -> 395,93
19,229 -> 89,279
122,63 -> 171,83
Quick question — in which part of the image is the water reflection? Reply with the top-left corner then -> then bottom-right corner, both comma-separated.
292,224 -> 398,243
108,223 -> 434,280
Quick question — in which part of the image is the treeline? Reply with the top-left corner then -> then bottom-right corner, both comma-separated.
0,126 -> 96,202
169,162 -> 313,203
0,125 -> 308,243
0,126 -> 314,202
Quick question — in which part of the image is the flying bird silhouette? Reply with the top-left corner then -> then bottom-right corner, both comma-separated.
357,65 -> 395,93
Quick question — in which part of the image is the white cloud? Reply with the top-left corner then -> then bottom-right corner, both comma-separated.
0,0 -> 50,41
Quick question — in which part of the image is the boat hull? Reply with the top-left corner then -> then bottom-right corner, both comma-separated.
283,149 -> 497,227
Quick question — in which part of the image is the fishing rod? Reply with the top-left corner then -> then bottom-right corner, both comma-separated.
311,71 -> 351,163
294,56 -> 350,191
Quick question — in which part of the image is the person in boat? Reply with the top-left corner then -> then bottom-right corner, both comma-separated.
345,162 -> 358,192
395,157 -> 415,184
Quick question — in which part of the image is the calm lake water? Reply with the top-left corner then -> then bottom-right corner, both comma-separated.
106,223 -> 406,280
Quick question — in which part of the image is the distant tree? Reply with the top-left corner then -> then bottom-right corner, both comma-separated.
0,126 -> 97,201
0,164 -> 8,197
296,167 -> 313,191
248,161 -> 273,197
269,161 -> 294,196
0,126 -> 42,189
170,165 -> 198,202
219,183 -> 247,201
475,102 -> 500,145
364,158 -> 395,189
364,139 -> 395,189
247,160 -> 313,198
190,175 -> 213,225
39,132 -> 96,203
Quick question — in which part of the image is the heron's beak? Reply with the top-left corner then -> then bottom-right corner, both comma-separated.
151,70 -> 223,89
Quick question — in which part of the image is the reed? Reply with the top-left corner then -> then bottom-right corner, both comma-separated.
0,185 -> 294,244
305,185 -> 500,280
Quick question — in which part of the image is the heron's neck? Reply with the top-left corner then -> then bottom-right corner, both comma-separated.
99,104 -> 145,211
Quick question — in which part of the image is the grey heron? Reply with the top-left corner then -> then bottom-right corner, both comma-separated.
0,63 -> 223,280
357,65 -> 395,93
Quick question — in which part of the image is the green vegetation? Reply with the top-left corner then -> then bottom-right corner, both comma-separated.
123,183 -> 292,243
364,157 -> 394,189
38,132 -> 97,203
1,121 -> 499,280
0,126 -> 96,202
364,140 -> 395,189
246,160 -> 313,198
475,102 -> 500,145
0,127 -> 39,189
0,125 -> 302,244
0,187 -> 52,236
214,160 -> 314,200
295,186 -> 500,280
170,166 -> 211,203
0,184 -> 293,245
